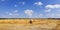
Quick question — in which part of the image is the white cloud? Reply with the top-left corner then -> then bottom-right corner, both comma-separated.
6,12 -> 19,18
12,10 -> 19,16
13,10 -> 18,13
39,14 -> 43,17
5,12 -> 13,16
5,10 -> 20,17
45,4 -> 60,13
45,9 -> 51,12
24,9 -> 33,17
34,2 -> 43,6
9,13 -> 13,16
46,4 -> 60,9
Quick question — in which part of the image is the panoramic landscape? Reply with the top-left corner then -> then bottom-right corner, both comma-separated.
0,0 -> 60,30
0,18 -> 60,30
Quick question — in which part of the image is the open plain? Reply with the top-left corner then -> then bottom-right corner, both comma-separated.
0,18 -> 60,30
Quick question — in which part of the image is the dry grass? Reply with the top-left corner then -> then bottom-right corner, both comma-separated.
0,19 -> 60,30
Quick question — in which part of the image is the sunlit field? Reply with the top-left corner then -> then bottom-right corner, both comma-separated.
0,18 -> 60,30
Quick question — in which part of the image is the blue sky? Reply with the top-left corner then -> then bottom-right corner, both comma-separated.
0,0 -> 60,18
